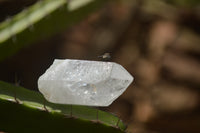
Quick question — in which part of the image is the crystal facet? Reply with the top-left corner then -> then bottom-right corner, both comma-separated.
38,59 -> 133,106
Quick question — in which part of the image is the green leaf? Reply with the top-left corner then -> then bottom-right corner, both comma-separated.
0,80 -> 126,133
0,0 -> 107,61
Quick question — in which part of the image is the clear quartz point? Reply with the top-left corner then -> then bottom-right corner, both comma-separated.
38,59 -> 133,106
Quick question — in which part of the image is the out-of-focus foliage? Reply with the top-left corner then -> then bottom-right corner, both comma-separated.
166,0 -> 200,7
0,0 -> 107,61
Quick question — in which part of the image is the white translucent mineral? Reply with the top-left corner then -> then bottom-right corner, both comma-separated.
38,59 -> 133,106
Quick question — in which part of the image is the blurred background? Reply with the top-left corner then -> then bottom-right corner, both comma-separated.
0,0 -> 200,132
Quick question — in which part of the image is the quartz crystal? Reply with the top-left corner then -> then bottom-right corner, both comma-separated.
38,59 -> 133,106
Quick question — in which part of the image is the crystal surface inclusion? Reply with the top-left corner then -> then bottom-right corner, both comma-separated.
38,59 -> 133,106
